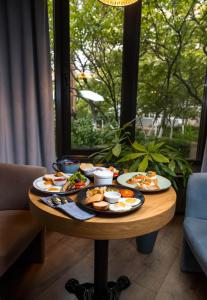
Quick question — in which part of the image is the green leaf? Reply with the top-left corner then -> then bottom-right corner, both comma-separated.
147,141 -> 155,152
138,156 -> 149,172
153,142 -> 166,151
132,141 -> 146,152
128,159 -> 140,172
151,153 -> 169,163
161,164 -> 176,177
105,151 -> 113,162
118,153 -> 145,162
169,160 -> 176,171
176,159 -> 185,173
112,143 -> 121,157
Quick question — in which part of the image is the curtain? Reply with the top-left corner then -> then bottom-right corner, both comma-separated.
0,0 -> 55,170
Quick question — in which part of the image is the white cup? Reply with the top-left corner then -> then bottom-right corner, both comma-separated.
94,170 -> 113,185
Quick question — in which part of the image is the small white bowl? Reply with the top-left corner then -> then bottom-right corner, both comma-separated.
52,177 -> 67,186
104,191 -> 121,204
83,167 -> 97,176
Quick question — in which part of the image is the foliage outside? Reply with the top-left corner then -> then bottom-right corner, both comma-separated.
47,0 -> 207,159
68,0 -> 207,157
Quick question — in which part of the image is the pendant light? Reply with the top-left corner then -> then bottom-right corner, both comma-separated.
98,0 -> 138,7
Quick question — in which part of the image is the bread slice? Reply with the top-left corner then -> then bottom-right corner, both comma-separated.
92,201 -> 109,211
84,193 -> 104,205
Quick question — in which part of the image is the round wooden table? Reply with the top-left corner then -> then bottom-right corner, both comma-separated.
29,187 -> 176,300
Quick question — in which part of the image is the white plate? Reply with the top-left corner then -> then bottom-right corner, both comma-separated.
117,172 -> 171,192
33,175 -> 90,195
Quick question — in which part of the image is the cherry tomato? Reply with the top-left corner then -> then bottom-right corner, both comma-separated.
75,181 -> 85,189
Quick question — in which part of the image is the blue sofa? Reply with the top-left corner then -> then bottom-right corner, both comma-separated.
181,173 -> 207,275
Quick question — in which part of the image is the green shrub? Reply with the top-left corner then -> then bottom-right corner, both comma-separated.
71,117 -> 102,148
71,117 -> 119,148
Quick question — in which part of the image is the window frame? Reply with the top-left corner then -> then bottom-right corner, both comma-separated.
53,0 -> 207,165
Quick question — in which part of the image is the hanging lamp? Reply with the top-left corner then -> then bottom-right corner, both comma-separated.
98,0 -> 138,7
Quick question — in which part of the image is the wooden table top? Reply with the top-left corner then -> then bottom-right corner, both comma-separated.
29,186 -> 176,240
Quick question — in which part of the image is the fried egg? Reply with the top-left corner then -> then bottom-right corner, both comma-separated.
109,202 -> 131,212
120,197 -> 141,207
47,187 -> 62,192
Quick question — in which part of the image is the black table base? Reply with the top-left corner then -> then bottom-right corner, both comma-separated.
65,276 -> 130,300
65,240 -> 130,300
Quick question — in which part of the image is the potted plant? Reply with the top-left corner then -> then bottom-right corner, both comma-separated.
91,127 -> 192,190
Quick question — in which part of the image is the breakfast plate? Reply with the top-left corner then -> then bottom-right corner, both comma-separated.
33,173 -> 90,195
76,185 -> 144,216
117,172 -> 171,192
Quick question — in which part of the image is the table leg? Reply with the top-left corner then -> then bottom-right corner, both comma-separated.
94,240 -> 108,299
65,240 -> 130,300
136,231 -> 158,254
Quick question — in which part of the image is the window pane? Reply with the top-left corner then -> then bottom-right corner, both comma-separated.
137,0 -> 206,159
70,0 -> 124,149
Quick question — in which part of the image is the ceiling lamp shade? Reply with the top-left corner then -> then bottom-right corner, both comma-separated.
79,90 -> 104,102
99,0 -> 138,6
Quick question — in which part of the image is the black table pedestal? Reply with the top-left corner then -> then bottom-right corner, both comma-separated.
65,240 -> 130,300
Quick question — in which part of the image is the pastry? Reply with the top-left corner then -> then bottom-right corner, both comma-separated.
80,163 -> 94,171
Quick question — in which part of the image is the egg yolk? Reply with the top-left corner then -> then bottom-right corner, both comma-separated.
115,202 -> 126,207
126,198 -> 136,204
48,187 -> 59,191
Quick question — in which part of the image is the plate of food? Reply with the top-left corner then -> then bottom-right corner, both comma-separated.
80,163 -> 121,179
117,171 -> 171,192
76,185 -> 144,216
33,171 -> 90,195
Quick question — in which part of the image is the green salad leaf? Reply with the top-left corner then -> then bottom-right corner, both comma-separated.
68,172 -> 87,184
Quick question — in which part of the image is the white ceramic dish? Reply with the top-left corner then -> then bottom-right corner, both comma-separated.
104,191 -> 121,204
117,172 -> 171,192
33,175 -> 90,195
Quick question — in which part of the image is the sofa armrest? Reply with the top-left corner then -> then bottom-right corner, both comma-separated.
0,163 -> 47,210
185,173 -> 207,219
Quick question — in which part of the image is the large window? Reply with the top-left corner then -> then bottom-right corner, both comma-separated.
48,0 -> 207,162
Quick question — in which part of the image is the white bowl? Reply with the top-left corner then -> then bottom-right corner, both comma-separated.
52,177 -> 67,186
104,191 -> 121,204
84,166 -> 106,176
83,167 -> 97,176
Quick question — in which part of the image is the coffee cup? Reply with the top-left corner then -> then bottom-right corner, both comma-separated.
52,158 -> 80,174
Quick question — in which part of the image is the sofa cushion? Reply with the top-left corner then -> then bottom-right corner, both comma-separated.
0,163 -> 46,210
0,210 -> 41,276
184,217 -> 207,275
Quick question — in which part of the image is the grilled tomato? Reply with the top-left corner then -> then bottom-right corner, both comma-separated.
119,189 -> 134,198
